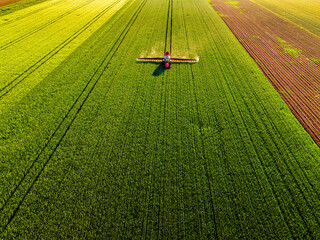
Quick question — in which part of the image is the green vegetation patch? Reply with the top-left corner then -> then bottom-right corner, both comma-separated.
284,46 -> 302,56
276,37 -> 286,43
308,57 -> 319,63
226,1 -> 242,9
276,37 -> 302,57
226,1 -> 239,4
252,35 -> 260,38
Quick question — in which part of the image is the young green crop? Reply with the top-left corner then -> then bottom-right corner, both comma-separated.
0,0 -> 129,107
1,0 -> 320,238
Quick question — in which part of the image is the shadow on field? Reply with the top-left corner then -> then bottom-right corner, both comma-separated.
136,61 -> 165,76
152,64 -> 165,76
137,61 -> 196,76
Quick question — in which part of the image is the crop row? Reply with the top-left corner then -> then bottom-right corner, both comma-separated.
189,0 -> 320,238
2,0 -> 320,238
0,0 -> 145,235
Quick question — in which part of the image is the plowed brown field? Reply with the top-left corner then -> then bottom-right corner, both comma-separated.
211,0 -> 320,146
0,0 -> 24,7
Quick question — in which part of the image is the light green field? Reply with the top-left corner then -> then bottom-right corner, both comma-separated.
1,0 -> 320,238
251,0 -> 320,36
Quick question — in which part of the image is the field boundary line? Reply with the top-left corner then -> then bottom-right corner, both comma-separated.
169,0 -> 172,53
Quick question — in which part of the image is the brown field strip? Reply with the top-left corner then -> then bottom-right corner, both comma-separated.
0,0 -> 24,7
211,0 -> 320,146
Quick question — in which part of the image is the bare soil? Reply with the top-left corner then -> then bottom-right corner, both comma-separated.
0,0 -> 24,7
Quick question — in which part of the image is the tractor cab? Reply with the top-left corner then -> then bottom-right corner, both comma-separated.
163,51 -> 172,69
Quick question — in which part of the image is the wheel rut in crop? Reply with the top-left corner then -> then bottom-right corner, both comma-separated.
0,0 -> 148,230
164,0 -> 173,54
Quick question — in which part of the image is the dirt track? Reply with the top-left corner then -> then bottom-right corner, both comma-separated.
211,0 -> 320,146
0,0 -> 24,7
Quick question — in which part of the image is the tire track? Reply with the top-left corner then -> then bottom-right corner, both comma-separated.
158,0 -> 173,236
163,0 -> 170,53
164,0 -> 173,54
156,56 -> 167,239
0,0 -> 147,230
169,0 -> 172,54
0,0 -> 122,100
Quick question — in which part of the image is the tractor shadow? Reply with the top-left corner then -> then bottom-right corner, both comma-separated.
152,64 -> 165,76
136,62 -> 196,76
136,62 -> 165,76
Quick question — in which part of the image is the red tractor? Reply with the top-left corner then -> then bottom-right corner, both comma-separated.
163,51 -> 172,69
137,51 -> 198,69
